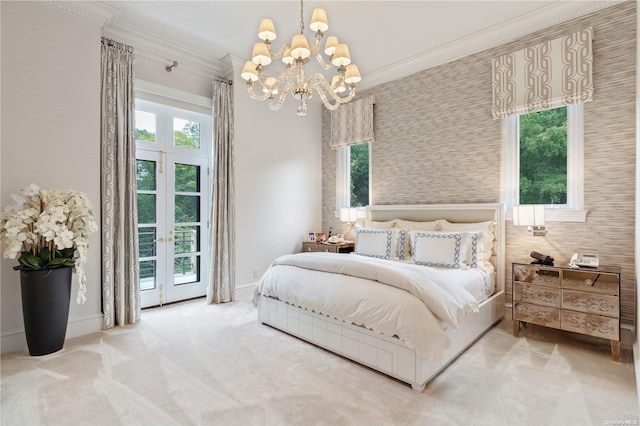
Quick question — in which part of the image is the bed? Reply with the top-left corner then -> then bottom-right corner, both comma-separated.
254,204 -> 505,391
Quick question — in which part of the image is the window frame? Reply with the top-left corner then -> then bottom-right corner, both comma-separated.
336,142 -> 372,215
501,103 -> 587,222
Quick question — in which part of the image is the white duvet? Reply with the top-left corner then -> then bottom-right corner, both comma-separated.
253,252 -> 488,361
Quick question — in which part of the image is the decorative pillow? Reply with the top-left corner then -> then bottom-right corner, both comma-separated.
440,221 -> 495,268
410,231 -> 466,268
355,228 -> 398,259
463,232 -> 492,267
396,220 -> 441,258
363,219 -> 397,229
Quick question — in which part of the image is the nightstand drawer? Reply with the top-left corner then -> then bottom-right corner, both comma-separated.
302,242 -> 319,252
317,244 -> 338,253
513,264 -> 560,288
561,310 -> 620,340
562,290 -> 619,317
513,302 -> 560,328
514,282 -> 561,308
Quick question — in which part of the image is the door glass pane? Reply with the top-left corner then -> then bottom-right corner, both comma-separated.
136,160 -> 156,190
138,227 -> 156,257
175,226 -> 200,254
139,260 -> 157,290
174,255 -> 200,285
135,110 -> 156,143
175,195 -> 199,223
175,163 -> 200,192
174,118 -> 200,149
137,194 -> 156,223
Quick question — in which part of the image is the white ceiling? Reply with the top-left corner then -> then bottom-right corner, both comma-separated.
98,0 -> 613,88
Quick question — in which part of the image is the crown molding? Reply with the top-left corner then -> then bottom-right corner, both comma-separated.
102,25 -> 223,79
38,0 -> 118,26
360,0 -> 622,90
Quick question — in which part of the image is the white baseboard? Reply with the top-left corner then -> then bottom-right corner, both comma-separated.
0,314 -> 103,354
235,282 -> 256,302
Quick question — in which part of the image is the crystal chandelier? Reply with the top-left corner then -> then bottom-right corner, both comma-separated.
240,0 -> 361,117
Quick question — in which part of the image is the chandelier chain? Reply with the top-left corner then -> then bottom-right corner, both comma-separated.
299,0 -> 305,34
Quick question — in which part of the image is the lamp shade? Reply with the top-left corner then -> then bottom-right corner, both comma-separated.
309,8 -> 329,32
282,46 -> 294,65
240,61 -> 259,82
513,205 -> 545,227
290,34 -> 311,59
331,43 -> 351,67
324,36 -> 339,56
344,64 -> 361,84
258,18 -> 277,41
252,42 -> 272,66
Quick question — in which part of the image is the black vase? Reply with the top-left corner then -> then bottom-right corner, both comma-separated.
20,267 -> 72,356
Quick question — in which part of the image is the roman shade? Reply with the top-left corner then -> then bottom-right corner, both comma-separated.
330,96 -> 375,149
492,28 -> 593,119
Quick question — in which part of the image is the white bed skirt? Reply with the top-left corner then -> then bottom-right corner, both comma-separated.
258,290 -> 505,391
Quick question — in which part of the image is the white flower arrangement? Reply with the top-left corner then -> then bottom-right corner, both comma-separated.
1,184 -> 98,304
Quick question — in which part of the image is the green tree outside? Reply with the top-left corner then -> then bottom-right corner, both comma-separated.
350,143 -> 370,207
519,106 -> 567,205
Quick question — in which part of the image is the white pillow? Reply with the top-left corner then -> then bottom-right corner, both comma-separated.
465,231 -> 493,268
363,219 -> 396,229
410,231 -> 466,268
395,220 -> 440,231
355,228 -> 398,260
439,220 -> 496,240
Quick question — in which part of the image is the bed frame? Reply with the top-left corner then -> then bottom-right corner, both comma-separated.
257,203 -> 505,391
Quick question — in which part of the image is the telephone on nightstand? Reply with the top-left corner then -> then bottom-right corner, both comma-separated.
327,234 -> 344,244
569,253 -> 599,269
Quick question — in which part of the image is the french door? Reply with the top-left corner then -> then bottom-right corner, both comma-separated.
135,98 -> 212,309
137,150 -> 209,308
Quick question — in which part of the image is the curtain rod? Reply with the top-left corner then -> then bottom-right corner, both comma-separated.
214,76 -> 233,86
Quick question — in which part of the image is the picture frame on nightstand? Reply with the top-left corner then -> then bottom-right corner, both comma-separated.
307,232 -> 316,242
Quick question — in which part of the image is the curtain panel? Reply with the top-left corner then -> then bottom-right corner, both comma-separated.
100,38 -> 140,328
330,96 -> 375,149
491,28 -> 593,119
207,78 -> 236,304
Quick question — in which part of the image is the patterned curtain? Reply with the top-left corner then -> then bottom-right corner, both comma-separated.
492,28 -> 593,119
100,38 -> 140,327
330,96 -> 375,149
207,77 -> 236,304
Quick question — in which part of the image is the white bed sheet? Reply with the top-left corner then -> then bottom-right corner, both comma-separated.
253,253 -> 495,361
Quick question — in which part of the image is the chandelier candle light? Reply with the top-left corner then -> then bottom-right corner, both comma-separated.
240,0 -> 361,117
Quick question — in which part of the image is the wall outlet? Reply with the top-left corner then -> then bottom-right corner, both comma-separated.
253,269 -> 260,278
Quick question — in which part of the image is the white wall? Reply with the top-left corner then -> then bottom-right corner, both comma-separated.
230,59 -> 322,287
1,2 -> 103,352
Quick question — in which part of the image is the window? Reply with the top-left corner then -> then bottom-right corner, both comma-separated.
502,103 -> 586,222
337,143 -> 370,211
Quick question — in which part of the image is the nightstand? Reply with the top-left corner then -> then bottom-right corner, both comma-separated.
512,262 -> 621,361
302,241 -> 354,253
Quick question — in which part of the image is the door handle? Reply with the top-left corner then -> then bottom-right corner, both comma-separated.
155,238 -> 164,243
168,237 -> 174,242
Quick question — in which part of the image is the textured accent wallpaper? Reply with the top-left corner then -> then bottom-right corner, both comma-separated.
321,2 -> 636,327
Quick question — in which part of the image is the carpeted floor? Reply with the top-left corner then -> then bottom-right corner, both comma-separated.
1,297 -> 637,425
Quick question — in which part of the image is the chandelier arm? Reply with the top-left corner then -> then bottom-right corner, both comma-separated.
267,43 -> 290,60
308,45 -> 334,71
247,82 -> 273,101
269,78 -> 296,111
